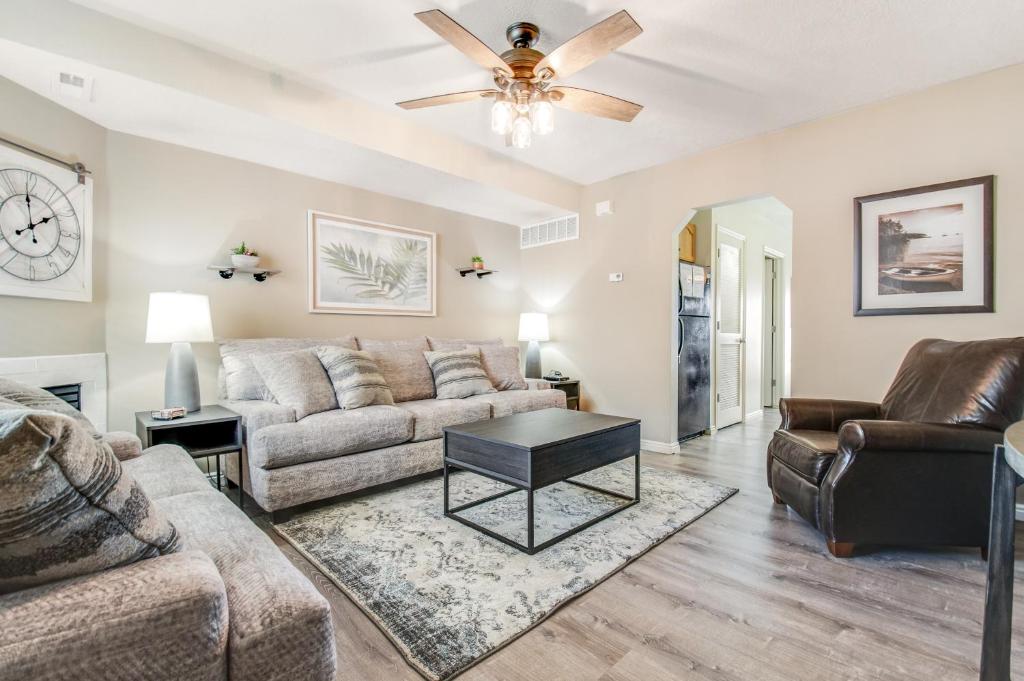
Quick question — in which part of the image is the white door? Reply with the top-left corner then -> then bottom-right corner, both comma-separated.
762,256 -> 779,408
716,228 -> 745,428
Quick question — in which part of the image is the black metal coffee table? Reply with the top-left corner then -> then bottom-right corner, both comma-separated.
442,408 -> 641,555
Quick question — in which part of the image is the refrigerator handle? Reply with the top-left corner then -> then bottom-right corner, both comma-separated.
677,317 -> 684,357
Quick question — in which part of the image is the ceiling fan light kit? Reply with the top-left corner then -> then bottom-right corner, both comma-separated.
397,9 -> 644,149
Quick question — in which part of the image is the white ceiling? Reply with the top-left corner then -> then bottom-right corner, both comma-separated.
68,0 -> 1024,184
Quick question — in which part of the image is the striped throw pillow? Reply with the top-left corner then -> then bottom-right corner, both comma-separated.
423,348 -> 497,400
0,409 -> 181,594
317,346 -> 395,409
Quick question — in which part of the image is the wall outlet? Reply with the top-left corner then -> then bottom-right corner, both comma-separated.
608,272 -> 623,282
596,200 -> 614,216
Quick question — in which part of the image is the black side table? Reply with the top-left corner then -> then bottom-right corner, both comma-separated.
546,379 -> 580,410
135,405 -> 244,508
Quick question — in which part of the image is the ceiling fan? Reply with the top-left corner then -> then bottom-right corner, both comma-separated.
396,9 -> 644,149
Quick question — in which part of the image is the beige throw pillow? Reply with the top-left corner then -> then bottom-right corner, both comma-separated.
218,336 -> 357,400
357,337 -> 435,403
423,348 -> 497,399
317,347 -> 394,409
469,345 -> 528,391
251,348 -> 338,419
0,410 -> 181,594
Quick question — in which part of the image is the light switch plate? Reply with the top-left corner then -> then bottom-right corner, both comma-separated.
608,272 -> 623,282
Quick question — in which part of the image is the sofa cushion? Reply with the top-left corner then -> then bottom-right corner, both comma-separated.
769,429 -> 839,485
121,444 -> 213,500
252,348 -> 337,420
396,398 -> 492,442
219,336 -> 357,401
154,489 -> 335,681
0,410 -> 181,594
424,348 -> 497,400
317,346 -> 394,409
248,405 -> 414,469
427,336 -> 504,351
470,344 -> 527,391
357,337 -> 435,403
0,378 -> 99,439
466,389 -> 567,418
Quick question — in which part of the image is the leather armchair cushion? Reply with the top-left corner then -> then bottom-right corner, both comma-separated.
769,429 -> 838,484
881,337 -> 1024,431
839,419 -> 1003,454
779,398 -> 880,432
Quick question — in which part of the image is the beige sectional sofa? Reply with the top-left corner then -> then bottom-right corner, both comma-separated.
219,335 -> 566,516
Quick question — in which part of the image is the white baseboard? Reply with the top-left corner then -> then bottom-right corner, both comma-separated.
640,439 -> 681,454
745,409 -> 764,420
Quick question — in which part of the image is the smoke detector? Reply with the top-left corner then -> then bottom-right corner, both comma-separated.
53,71 -> 94,101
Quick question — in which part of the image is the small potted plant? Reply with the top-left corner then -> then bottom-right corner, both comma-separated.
230,241 -> 260,269
471,256 -> 485,271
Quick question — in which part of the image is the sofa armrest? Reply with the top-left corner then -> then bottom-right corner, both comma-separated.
102,430 -> 143,460
779,398 -> 881,432
220,399 -> 296,439
0,551 -> 228,681
839,420 -> 1002,454
525,378 -> 550,391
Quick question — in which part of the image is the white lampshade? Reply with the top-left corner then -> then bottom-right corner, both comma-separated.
518,312 -> 549,342
145,292 -> 214,344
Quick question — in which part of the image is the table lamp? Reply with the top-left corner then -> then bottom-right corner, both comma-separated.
518,312 -> 549,379
146,292 -> 214,412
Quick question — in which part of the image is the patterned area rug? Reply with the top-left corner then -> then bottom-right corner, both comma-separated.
274,461 -> 737,680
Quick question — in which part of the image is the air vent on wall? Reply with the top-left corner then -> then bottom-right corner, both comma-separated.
53,71 -> 94,101
520,214 -> 579,249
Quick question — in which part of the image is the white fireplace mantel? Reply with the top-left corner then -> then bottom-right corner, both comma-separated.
0,353 -> 108,431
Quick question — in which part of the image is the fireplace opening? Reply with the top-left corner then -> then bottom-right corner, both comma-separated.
44,383 -> 83,411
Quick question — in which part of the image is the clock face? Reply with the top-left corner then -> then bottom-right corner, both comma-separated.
0,168 -> 82,281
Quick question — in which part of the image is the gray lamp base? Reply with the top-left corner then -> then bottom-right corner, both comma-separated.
524,340 -> 542,379
165,341 -> 201,413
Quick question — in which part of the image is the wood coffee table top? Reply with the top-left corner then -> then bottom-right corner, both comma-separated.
443,407 -> 639,451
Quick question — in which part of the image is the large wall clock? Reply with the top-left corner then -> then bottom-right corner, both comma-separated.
0,147 -> 92,302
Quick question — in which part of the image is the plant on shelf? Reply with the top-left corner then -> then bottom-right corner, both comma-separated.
471,256 -> 485,270
230,241 -> 260,268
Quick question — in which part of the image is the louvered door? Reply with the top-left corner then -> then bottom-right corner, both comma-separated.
716,228 -> 745,428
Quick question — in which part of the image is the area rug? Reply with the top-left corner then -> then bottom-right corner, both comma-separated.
274,460 -> 736,680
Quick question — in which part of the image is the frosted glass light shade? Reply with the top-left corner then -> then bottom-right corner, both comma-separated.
145,292 -> 214,343
511,115 -> 532,149
490,98 -> 513,135
530,98 -> 554,135
518,312 -> 549,342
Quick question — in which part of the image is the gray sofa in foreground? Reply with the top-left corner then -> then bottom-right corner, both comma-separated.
0,435 -> 335,681
218,336 -> 567,515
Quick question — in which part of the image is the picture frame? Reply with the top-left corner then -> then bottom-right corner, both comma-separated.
853,175 -> 993,316
308,210 -> 436,316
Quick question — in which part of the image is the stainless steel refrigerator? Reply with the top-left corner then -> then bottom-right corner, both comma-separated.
677,262 -> 712,442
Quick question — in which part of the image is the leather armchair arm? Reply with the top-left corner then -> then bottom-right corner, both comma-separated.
779,398 -> 881,432
839,420 -> 1002,454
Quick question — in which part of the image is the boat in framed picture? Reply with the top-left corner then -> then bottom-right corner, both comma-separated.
308,210 -> 436,316
853,175 -> 993,316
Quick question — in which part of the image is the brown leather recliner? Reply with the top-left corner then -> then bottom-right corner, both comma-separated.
767,337 -> 1024,558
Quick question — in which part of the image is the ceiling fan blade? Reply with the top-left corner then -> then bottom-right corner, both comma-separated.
397,89 -> 499,110
415,10 -> 511,75
535,10 -> 642,80
548,87 -> 643,122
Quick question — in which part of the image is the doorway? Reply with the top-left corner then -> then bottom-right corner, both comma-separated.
761,250 -> 784,408
715,226 -> 745,429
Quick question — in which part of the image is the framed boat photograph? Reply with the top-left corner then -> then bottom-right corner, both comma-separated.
853,176 -> 993,316
308,210 -> 436,316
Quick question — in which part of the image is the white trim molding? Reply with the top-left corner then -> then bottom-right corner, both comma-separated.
0,353 -> 107,431
641,439 -> 683,454
745,409 -> 764,420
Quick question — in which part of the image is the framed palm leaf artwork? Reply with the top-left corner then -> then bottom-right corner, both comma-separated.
308,210 -> 436,316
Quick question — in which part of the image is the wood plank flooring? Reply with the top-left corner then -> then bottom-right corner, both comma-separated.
259,411 -> 1024,680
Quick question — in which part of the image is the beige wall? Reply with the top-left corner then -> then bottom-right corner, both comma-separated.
103,133 -> 523,430
0,77 -> 108,356
522,64 -> 1024,444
